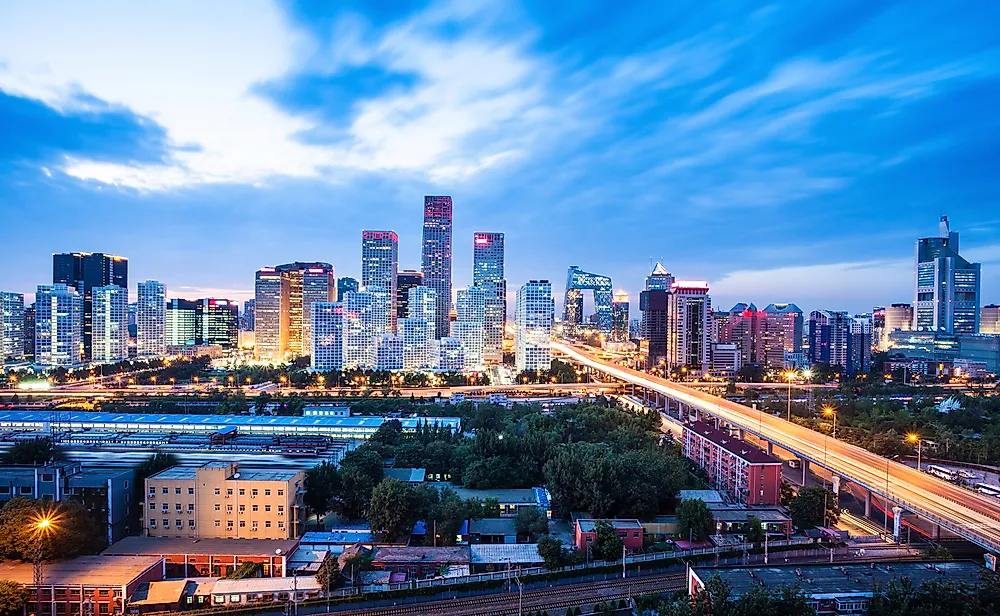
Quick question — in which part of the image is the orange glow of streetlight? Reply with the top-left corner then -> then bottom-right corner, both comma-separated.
907,433 -> 919,443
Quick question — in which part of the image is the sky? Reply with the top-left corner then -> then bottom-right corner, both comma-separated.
1,0 -> 999,317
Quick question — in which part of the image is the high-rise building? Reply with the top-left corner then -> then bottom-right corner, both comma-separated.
241,299 -> 256,331
23,305 -> 34,363
34,284 -> 83,367
982,305 -> 1000,335
720,303 -> 762,367
408,286 -> 437,337
344,291 -> 375,369
297,264 -> 336,356
367,285 -> 392,338
808,310 -> 852,372
197,299 -> 238,349
881,303 -> 914,350
396,270 -> 424,321
92,285 -> 129,363
362,231 -> 399,332
456,287 -> 486,324
52,252 -> 127,361
645,262 -> 675,291
400,318 -> 430,370
337,277 -> 359,302
914,216 -> 981,334
254,267 -> 282,361
611,291 -> 629,343
254,263 -> 334,360
374,334 -> 404,371
1,292 -> 25,365
472,232 -> 505,362
451,321 -> 484,373
666,281 -> 711,372
421,196 -> 453,339
850,313 -> 873,375
136,281 -> 166,357
564,266 -> 613,334
166,299 -> 199,347
515,280 -> 554,372
640,290 -> 669,368
437,337 -> 465,372
311,302 -> 345,371
872,307 -> 886,353
759,303 -> 803,368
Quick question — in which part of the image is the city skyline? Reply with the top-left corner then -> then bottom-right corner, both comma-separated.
1,3 -> 998,316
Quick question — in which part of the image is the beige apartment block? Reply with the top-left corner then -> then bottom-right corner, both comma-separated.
143,462 -> 304,540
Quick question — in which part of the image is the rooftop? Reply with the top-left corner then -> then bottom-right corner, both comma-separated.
679,489 -> 727,503
694,561 -> 986,599
385,468 -> 427,483
471,543 -> 542,565
469,517 -> 518,536
372,546 -> 470,564
0,555 -> 162,587
577,519 -> 644,533
147,463 -> 301,482
708,508 -> 791,523
211,576 -> 321,595
130,580 -> 190,606
105,536 -> 299,557
300,530 -> 376,545
686,421 -> 781,465
432,483 -> 547,506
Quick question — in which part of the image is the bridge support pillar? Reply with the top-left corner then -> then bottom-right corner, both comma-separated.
932,524 -> 941,540
893,507 -> 904,543
831,475 -> 841,497
766,441 -> 773,457
801,460 -> 809,486
864,489 -> 872,518
737,428 -> 745,441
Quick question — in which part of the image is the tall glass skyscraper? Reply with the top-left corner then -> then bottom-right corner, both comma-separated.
362,231 -> 399,332
914,216 -> 981,334
421,196 -> 453,339
254,262 -> 334,360
0,292 -> 25,365
473,232 -> 505,363
92,285 -> 129,363
337,277 -> 359,302
396,270 -> 424,321
52,252 -> 127,361
311,302 -> 345,371
136,280 -> 166,357
35,284 -> 83,367
344,290 -> 375,369
515,280 -> 554,372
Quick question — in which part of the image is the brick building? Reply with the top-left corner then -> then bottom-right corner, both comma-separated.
105,536 -> 299,578
574,519 -> 644,553
682,421 -> 781,505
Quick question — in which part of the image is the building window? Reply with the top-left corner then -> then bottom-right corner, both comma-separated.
239,489 -> 245,496
215,487 -> 221,495
277,490 -> 284,496
18,486 -> 31,495
239,504 -> 245,513
189,520 -> 196,528
149,503 -> 155,511
265,505 -> 271,512
265,489 -> 271,496
265,521 -> 271,528
176,504 -> 182,512
188,487 -> 195,495
42,473 -> 54,482
215,504 -> 221,511
215,520 -> 221,527
227,488 -> 233,496
252,521 -> 258,531
150,519 -> 156,528
188,504 -> 194,512
175,487 -> 181,495
277,506 -> 284,516
227,505 -> 233,513
252,505 -> 258,512
162,487 -> 168,494
227,520 -> 234,529
163,519 -> 169,527
239,520 -> 246,528
161,505 -> 168,513
251,489 -> 258,497
277,521 -> 284,529
176,519 -> 182,528
124,480 -> 129,489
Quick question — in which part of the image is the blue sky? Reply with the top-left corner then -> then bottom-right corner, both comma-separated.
1,0 -> 999,316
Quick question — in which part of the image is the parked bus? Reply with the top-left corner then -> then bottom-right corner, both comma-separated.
926,464 -> 960,482
974,483 -> 1000,498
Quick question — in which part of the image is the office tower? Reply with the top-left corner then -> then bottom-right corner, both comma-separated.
374,334 -> 404,371
311,302 -> 345,371
400,318 -> 430,370
456,287 -> 486,324
759,303 -> 803,368
437,337 -> 465,372
91,285 -> 128,363
881,303 -> 914,350
52,252 -> 127,361
408,286 -> 437,335
808,310 -> 852,372
344,291 -> 375,369
34,284 -> 83,367
23,305 -> 34,362
367,285 -> 392,338
136,281 -> 166,357
872,307 -> 886,352
850,314 -> 873,375
297,264 -> 336,356
451,321 -> 484,373
127,302 -> 137,340
611,291 -> 629,343
640,290 -> 669,368
421,196 -> 453,339
166,299 -> 198,347
666,281 -> 711,372
515,280 -> 554,372
720,303 -> 762,367
1,292 -> 25,364
645,262 -> 675,291
914,216 -> 981,334
982,305 -> 1000,335
362,231 -> 399,332
241,299 -> 256,331
254,267 -> 282,360
564,266 -> 613,334
197,299 -> 238,349
337,277 -> 359,302
396,270 -> 423,321
473,232 -> 506,362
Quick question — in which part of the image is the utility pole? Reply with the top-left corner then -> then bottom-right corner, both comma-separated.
622,544 -> 626,579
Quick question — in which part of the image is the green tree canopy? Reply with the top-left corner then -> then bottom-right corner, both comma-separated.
2,437 -> 57,465
0,497 -> 106,561
590,520 -> 624,561
676,498 -> 715,543
0,580 -> 30,616
744,516 -> 765,549
367,479 -> 420,539
304,461 -> 340,521
788,485 -> 838,530
514,506 -> 548,539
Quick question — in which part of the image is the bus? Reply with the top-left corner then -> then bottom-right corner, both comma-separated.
974,483 -> 1000,498
926,464 -> 960,482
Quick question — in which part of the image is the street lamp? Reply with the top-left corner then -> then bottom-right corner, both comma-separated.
784,371 -> 796,422
823,406 -> 837,439
32,513 -> 57,586
907,433 -> 923,471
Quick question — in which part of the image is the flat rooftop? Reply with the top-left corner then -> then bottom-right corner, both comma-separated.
694,561 -> 986,599
105,536 -> 299,557
686,421 -> 780,465
577,519 -> 644,532
470,544 -> 542,564
147,464 -> 301,482
373,546 -> 470,564
0,555 -> 162,586
431,483 -> 546,505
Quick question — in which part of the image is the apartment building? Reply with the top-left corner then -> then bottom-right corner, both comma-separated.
681,421 -> 781,506
143,462 -> 304,540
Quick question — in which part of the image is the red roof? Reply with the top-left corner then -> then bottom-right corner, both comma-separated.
685,421 -> 781,465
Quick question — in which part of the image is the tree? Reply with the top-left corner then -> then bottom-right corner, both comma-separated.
779,481 -> 796,506
2,437 -> 57,465
425,487 -> 468,547
367,479 -> 420,539
745,516 -> 765,549
537,535 -> 565,569
466,497 -> 501,520
225,561 -> 262,579
788,485 -> 838,530
334,468 -> 377,520
676,498 -> 715,543
590,520 -> 624,561
514,506 -> 549,539
314,558 -> 342,592
0,580 -> 29,616
0,497 -> 106,561
304,462 -> 340,525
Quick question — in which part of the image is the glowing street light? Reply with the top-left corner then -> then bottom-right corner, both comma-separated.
823,406 -> 837,438
31,512 -> 58,586
907,433 -> 923,471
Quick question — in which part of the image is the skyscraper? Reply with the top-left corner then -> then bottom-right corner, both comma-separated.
254,263 -> 334,360
564,266 -> 613,334
473,232 -> 505,362
52,252 -> 127,360
982,305 -> 1000,335
666,281 -> 711,372
136,281 -> 166,357
421,196 -> 453,339
166,299 -> 198,347
437,337 -> 465,372
396,270 -> 424,321
720,303 -> 762,367
362,231 -> 399,332
850,314 -> 873,375
35,284 -> 83,367
808,310 -> 852,372
254,267 -> 282,360
22,305 -> 34,363
515,280 -> 554,372
453,286 -> 486,372
400,318 -> 430,370
914,216 -> 981,334
337,277 -> 359,302
611,291 -> 629,343
640,290 -> 669,368
645,262 -> 675,291
373,334 -> 403,371
344,290 -> 375,369
881,303 -> 914,350
92,285 -> 129,363
311,302 -> 345,371
241,299 -> 256,331
407,286 -> 437,368
1,292 -> 25,365
197,299 -> 238,349
760,303 -> 803,368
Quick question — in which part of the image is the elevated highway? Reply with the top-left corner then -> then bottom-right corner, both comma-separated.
553,340 -> 1000,553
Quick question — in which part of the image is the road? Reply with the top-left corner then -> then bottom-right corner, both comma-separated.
553,341 -> 1000,553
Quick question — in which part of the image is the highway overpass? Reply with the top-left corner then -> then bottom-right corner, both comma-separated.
553,340 -> 1000,554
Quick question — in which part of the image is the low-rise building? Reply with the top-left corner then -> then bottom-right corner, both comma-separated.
470,544 -> 543,572
469,517 -> 518,544
682,421 -> 782,505
384,468 -> 427,483
431,484 -> 552,518
371,546 -> 471,579
575,519 -> 644,553
105,536 -> 299,578
209,576 -> 322,608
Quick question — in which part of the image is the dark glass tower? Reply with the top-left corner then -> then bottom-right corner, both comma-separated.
52,252 -> 128,360
421,196 -> 453,339
396,270 -> 424,320
337,277 -> 359,302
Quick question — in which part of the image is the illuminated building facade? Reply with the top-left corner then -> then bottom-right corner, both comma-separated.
396,270 -> 424,321
400,317 -> 430,370
254,267 -> 282,360
640,290 -> 669,368
982,305 -> 1000,335
808,310 -> 852,372
666,281 -> 711,372
472,232 -> 506,362
166,299 -> 198,347
437,337 -> 465,372
563,266 -> 613,334
92,285 -> 129,363
759,303 -> 803,368
344,291 -> 375,369
645,262 -> 674,292
0,292 -> 25,365
197,299 -> 239,350
516,280 -> 554,372
421,196 -> 453,340
611,291 -> 629,343
851,313 -> 873,374
311,302 -> 345,371
34,283 -> 83,367
52,252 -> 127,361
136,281 -> 166,357
362,230 -> 399,332
254,263 -> 334,360
914,216 -> 981,334
374,334 -> 403,371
